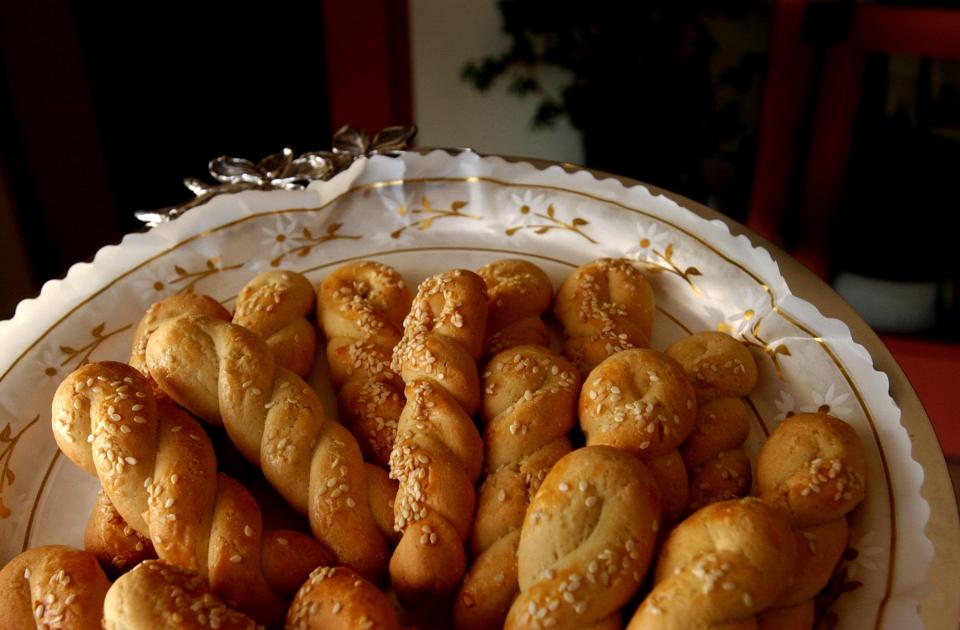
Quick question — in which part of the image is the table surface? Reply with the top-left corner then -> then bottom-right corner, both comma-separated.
508,154 -> 960,628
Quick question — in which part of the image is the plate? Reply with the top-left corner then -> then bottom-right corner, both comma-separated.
0,150 -> 931,628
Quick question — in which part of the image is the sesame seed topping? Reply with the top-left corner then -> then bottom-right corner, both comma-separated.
230,555 -> 242,563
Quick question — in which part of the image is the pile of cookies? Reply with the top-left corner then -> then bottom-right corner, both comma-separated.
0,258 -> 867,629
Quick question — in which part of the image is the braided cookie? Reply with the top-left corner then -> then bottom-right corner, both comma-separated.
84,487 -> 156,577
103,560 -> 258,629
233,270 -> 318,378
755,413 -> 866,621
667,331 -> 759,511
318,261 -> 412,468
454,345 -> 580,629
505,446 -> 661,630
554,258 -> 654,375
129,293 -> 231,375
143,315 -> 388,579
388,269 -> 488,606
477,259 -> 553,358
756,413 -> 866,528
578,349 -> 695,521
627,497 -> 797,629
286,566 -> 401,630
52,362 -> 333,624
0,545 -> 110,630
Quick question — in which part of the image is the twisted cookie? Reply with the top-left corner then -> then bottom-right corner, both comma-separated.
505,446 -> 661,630
477,259 -> 553,358
285,566 -> 401,630
129,293 -> 231,376
554,258 -> 654,374
52,362 -> 332,623
756,413 -> 866,528
388,269 -> 488,606
756,413 -> 867,623
0,545 -> 110,630
233,270 -> 318,378
144,315 -> 388,579
454,345 -> 580,629
318,261 -> 412,468
667,331 -> 758,511
103,560 -> 259,629
579,349 -> 696,521
84,487 -> 156,577
627,497 -> 797,629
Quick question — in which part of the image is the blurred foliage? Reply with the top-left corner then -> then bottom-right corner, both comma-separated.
462,0 -> 768,213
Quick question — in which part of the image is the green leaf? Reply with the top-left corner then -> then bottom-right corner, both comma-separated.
685,267 -> 702,276
0,424 -> 10,441
302,227 -> 313,239
174,265 -> 188,276
390,228 -> 404,239
535,226 -> 549,234
59,345 -> 77,355
326,222 -> 342,235
546,205 -> 556,219
572,217 -> 588,226
4,468 -> 13,484
451,200 -> 467,211
774,345 -> 791,356
505,227 -> 520,236
664,244 -> 674,261
91,322 -> 105,337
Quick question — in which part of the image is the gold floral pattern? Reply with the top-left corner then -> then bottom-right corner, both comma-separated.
736,317 -> 791,381
0,415 -> 39,519
162,257 -> 244,294
505,203 -> 597,243
390,197 -> 479,238
639,242 -> 702,295
269,223 -> 361,267
49,322 -> 132,377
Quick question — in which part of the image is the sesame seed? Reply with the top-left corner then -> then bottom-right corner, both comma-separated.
277,537 -> 288,545
244,526 -> 253,537
164,498 -> 174,509
559,482 -> 570,492
23,568 -> 30,579
125,456 -> 138,465
170,474 -> 179,484
578,480 -> 588,492
230,555 -> 242,563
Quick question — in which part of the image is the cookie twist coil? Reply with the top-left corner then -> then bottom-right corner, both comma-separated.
388,269 -> 488,606
52,362 -> 334,623
505,446 -> 662,630
454,345 -> 580,629
627,497 -> 797,629
0,545 -> 110,630
143,315 -> 388,580
233,270 -> 318,378
318,261 -> 412,468
554,258 -> 654,374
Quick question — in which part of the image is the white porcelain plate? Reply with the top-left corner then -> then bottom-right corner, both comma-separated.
0,150 -> 931,628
